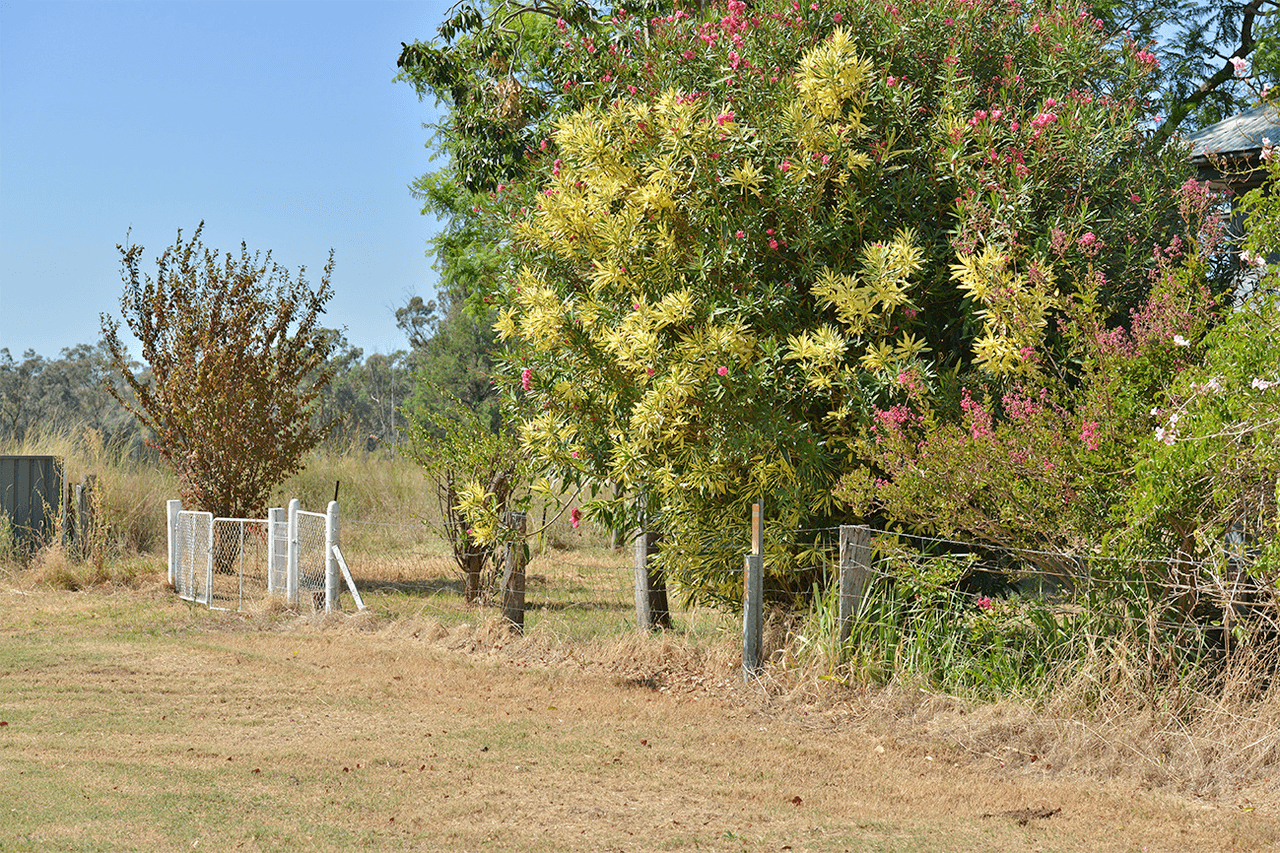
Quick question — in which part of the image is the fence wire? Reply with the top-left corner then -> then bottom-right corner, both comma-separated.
175,511 -> 212,606
209,518 -> 269,612
295,510 -> 327,606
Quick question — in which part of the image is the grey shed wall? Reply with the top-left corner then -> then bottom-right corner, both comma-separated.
1,455 -> 66,551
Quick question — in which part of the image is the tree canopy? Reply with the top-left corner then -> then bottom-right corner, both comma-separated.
101,225 -> 337,519
400,0 -> 1270,602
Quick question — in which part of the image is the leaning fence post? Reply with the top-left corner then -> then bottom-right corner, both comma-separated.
501,511 -> 528,632
839,525 -> 872,643
286,498 -> 300,608
325,500 -> 341,613
166,499 -> 181,588
634,491 -> 671,632
743,502 -> 765,681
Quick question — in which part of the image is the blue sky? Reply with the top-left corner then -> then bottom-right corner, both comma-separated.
1,0 -> 453,360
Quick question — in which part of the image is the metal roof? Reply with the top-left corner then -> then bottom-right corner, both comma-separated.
1184,102 -> 1280,161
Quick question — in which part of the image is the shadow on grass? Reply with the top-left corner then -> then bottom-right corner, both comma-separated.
355,576 -> 468,597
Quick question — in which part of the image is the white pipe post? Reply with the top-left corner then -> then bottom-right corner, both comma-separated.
166,499 -> 181,588
287,499 -> 300,608
325,500 -> 340,613
204,514 -> 214,607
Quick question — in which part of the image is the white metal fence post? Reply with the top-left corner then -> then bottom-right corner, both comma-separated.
166,499 -> 181,588
287,498 -> 300,608
325,500 -> 340,613
204,513 -> 214,607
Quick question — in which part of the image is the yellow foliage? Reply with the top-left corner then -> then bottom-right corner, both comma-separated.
950,246 -> 1057,376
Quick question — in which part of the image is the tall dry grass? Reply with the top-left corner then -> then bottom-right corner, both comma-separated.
0,425 -> 173,574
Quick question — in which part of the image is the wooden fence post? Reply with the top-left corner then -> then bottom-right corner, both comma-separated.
839,525 -> 872,642
742,502 -> 764,680
634,492 -> 671,632
501,511 -> 528,632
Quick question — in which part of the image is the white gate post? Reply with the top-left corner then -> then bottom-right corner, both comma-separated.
267,507 -> 285,594
166,499 -> 181,588
204,515 -> 214,607
287,498 -> 300,608
325,500 -> 340,613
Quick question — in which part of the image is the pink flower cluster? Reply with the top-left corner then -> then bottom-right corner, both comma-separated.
1079,420 -> 1100,451
960,389 -> 993,439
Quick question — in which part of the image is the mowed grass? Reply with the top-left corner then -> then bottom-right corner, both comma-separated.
3,574 -> 1279,853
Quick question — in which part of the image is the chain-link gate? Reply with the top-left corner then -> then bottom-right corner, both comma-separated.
294,509 -> 328,609
169,499 -> 363,613
210,518 -> 270,611
173,510 -> 212,605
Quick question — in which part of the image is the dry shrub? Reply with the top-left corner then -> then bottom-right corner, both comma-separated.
27,544 -> 86,590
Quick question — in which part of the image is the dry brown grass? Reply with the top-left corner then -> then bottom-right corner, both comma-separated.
2,580 -> 1277,853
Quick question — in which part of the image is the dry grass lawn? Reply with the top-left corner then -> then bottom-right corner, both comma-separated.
2,562 -> 1278,852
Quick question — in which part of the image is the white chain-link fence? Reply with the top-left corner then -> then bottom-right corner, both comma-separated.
172,510 -> 212,606
168,499 -> 363,613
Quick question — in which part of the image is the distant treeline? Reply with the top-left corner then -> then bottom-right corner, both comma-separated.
1,296 -> 499,453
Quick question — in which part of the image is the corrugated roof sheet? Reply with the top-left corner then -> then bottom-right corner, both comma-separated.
1185,102 -> 1280,161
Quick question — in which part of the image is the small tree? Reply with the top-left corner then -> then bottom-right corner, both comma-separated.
403,383 -> 525,603
101,224 -> 336,519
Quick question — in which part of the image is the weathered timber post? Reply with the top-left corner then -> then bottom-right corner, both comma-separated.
72,475 -> 96,559
742,502 -> 765,681
838,525 -> 873,643
634,491 -> 671,631
501,511 -> 528,632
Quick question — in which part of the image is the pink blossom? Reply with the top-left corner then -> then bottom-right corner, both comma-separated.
1080,420 -> 1100,451
521,367 -> 532,390
1231,56 -> 1248,77
717,365 -> 729,376
1155,427 -> 1175,446
976,596 -> 993,610
570,507 -> 582,529
571,450 -> 580,458
735,230 -> 744,239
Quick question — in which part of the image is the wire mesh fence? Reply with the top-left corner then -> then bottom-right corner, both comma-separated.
295,509 -> 327,604
173,510 -> 211,606
742,523 -> 1280,694
208,518 -> 270,611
